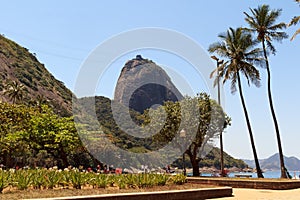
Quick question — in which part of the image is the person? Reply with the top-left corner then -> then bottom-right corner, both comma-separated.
104,165 -> 108,174
97,164 -> 101,173
166,165 -> 170,173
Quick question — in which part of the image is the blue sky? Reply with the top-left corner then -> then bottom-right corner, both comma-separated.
1,0 -> 299,160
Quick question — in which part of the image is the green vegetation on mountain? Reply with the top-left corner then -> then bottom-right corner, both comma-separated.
0,34 -> 73,116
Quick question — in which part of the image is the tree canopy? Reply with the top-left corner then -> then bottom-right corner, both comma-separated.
0,103 -> 85,168
142,93 -> 231,176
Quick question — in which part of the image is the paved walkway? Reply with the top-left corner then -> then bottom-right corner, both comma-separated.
214,188 -> 300,200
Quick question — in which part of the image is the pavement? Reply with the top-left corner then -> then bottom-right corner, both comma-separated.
214,188 -> 300,200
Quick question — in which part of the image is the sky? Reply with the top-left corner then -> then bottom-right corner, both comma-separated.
0,0 -> 299,160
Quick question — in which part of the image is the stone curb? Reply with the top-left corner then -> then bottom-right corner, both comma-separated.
187,177 -> 300,190
24,187 -> 232,200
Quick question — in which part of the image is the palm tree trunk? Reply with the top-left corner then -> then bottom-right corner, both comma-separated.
237,72 -> 264,178
220,132 -> 225,176
262,41 -> 287,178
217,68 -> 225,177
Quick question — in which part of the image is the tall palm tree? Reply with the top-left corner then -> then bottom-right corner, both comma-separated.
4,81 -> 25,104
208,27 -> 265,178
244,5 -> 289,178
289,0 -> 300,41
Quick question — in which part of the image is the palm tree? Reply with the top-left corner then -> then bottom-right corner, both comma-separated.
4,81 -> 25,104
289,0 -> 300,41
208,27 -> 265,178
244,5 -> 289,178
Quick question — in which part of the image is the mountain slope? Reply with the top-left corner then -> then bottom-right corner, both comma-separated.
244,153 -> 300,171
0,34 -> 73,116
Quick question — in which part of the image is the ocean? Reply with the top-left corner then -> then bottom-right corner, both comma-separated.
199,171 -> 300,179
231,171 -> 300,179
221,171 -> 300,179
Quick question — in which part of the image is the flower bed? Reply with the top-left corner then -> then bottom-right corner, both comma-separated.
0,168 -> 186,193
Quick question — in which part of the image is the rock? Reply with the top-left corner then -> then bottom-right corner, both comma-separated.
114,55 -> 183,113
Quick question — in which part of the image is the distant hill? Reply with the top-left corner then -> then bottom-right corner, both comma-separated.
243,153 -> 300,171
0,34 -> 73,116
200,147 -> 248,169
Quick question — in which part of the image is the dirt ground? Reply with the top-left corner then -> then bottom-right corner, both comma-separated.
214,188 -> 300,200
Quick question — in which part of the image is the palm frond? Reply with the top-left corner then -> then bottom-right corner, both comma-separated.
208,27 -> 262,94
291,28 -> 300,41
266,40 -> 276,55
288,16 -> 300,26
244,4 -> 287,51
269,22 -> 286,31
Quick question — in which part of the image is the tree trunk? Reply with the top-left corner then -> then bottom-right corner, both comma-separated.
59,146 -> 69,168
217,66 -> 225,177
186,150 -> 200,177
262,41 -> 287,178
220,132 -> 226,176
191,159 -> 200,176
237,72 -> 264,178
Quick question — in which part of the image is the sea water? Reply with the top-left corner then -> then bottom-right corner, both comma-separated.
228,171 -> 300,179
197,171 -> 300,178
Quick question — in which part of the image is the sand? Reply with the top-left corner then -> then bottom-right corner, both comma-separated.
214,188 -> 300,200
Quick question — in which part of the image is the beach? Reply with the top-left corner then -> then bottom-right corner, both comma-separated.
214,188 -> 300,200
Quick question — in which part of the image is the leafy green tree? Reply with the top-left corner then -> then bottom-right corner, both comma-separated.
20,105 -> 81,168
244,5 -> 288,178
4,81 -> 26,104
0,102 -> 83,168
143,93 -> 230,176
0,103 -> 33,167
289,0 -> 300,41
208,27 -> 265,178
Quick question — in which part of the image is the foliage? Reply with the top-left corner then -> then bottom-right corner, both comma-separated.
243,4 -> 288,54
0,169 -> 186,193
208,28 -> 264,93
0,170 -> 10,193
0,102 -> 83,168
171,174 -> 186,185
289,0 -> 300,41
142,93 -> 230,176
3,81 -> 26,104
13,170 -> 33,190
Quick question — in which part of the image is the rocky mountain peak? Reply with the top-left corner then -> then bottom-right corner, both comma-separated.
114,55 -> 183,113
